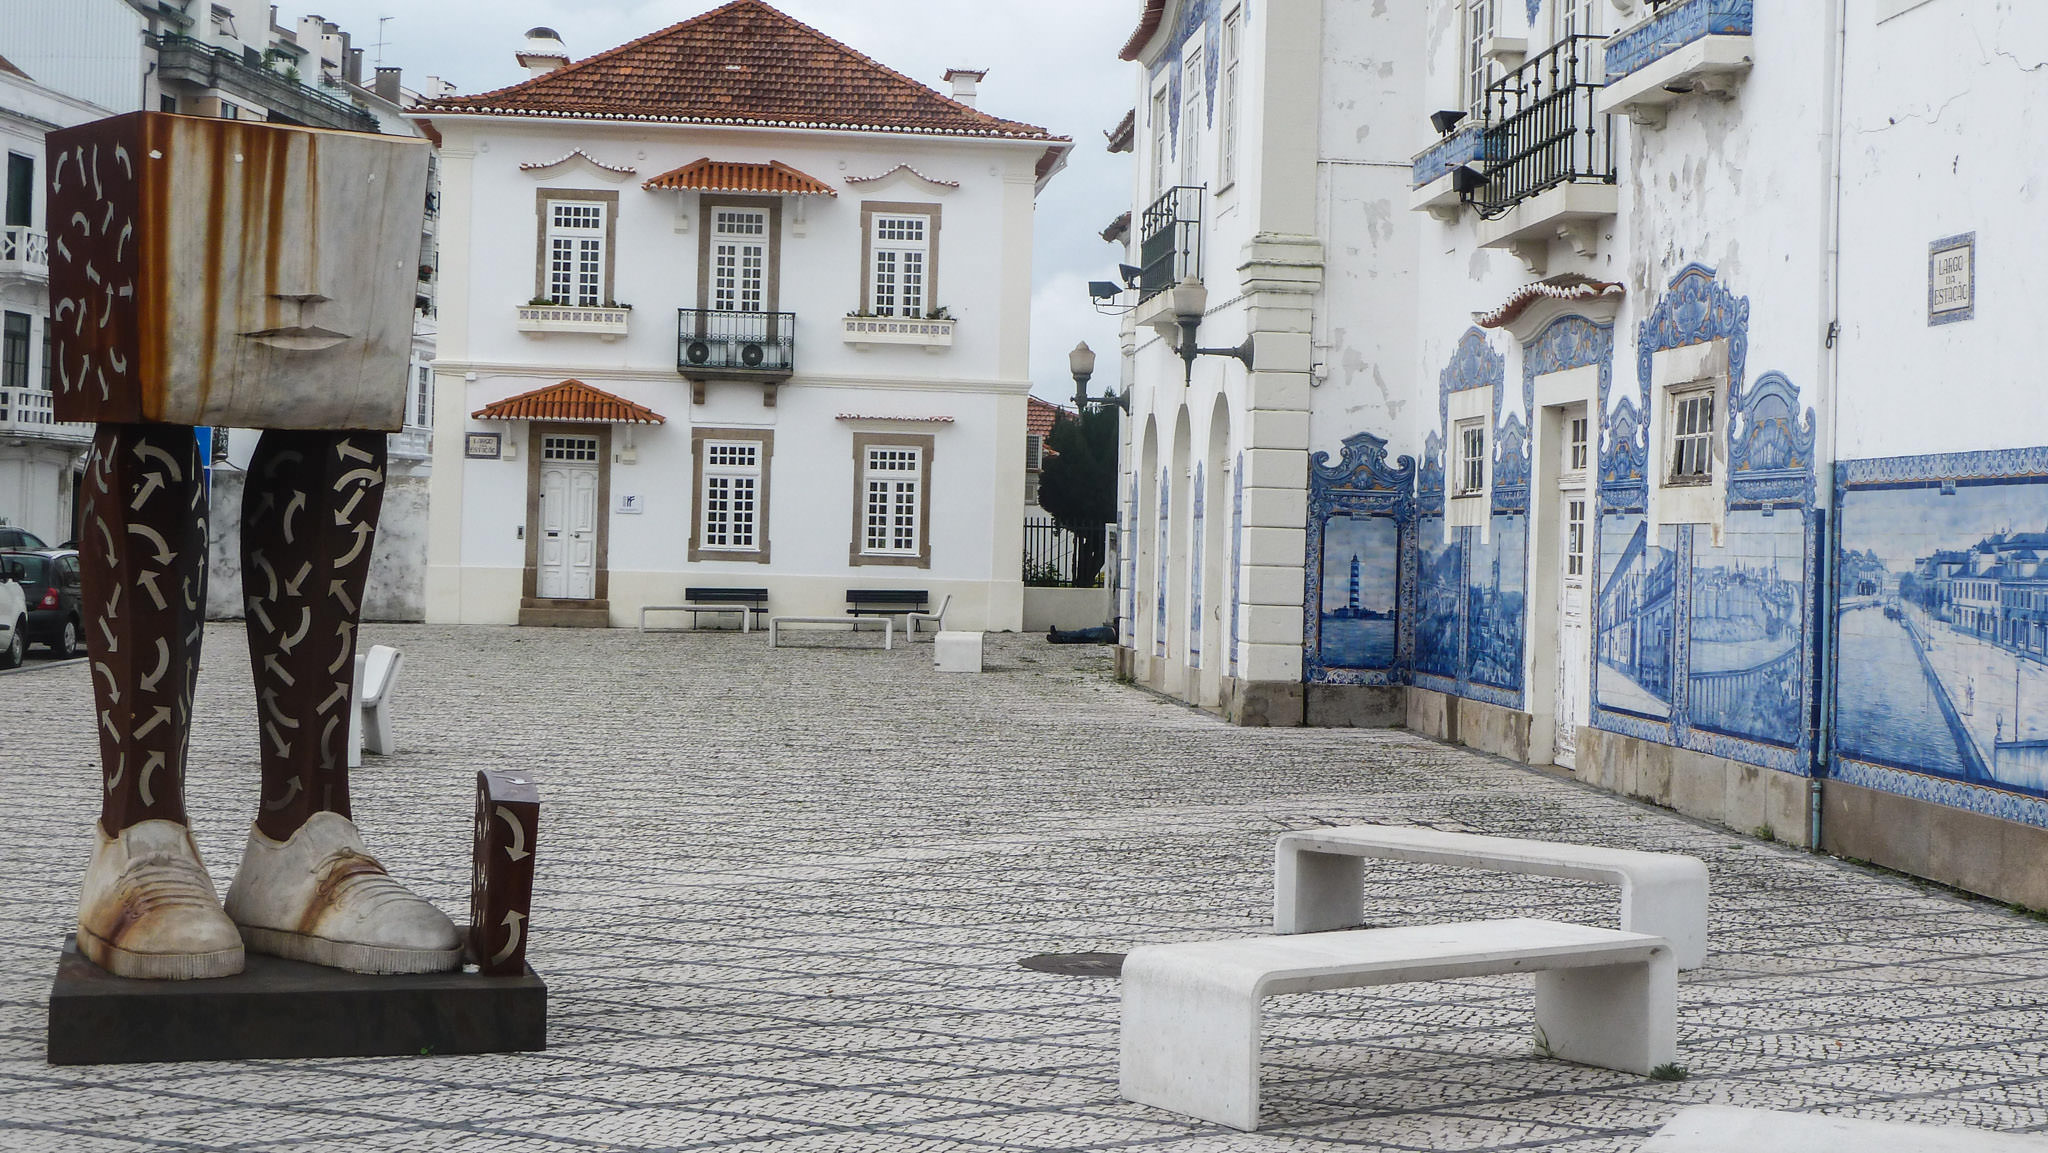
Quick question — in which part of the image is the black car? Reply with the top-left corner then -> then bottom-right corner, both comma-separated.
0,550 -> 84,658
0,526 -> 49,550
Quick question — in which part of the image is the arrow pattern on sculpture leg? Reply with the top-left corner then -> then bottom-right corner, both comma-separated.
82,424 -> 204,833
244,430 -> 387,841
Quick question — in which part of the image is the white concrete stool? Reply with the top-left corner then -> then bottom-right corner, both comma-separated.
933,630 -> 983,672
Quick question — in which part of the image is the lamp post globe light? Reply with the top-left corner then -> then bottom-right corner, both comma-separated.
1069,340 -> 1096,409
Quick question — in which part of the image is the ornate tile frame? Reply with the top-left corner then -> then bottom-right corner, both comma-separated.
1304,432 -> 1415,686
1588,264 -> 1817,776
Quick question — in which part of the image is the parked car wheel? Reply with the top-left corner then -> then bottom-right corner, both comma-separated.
1,620 -> 23,669
52,616 -> 80,659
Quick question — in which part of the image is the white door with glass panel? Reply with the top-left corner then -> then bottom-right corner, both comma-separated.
713,209 -> 766,312
1555,405 -> 1591,767
546,201 -> 606,306
539,435 -> 600,600
870,215 -> 929,318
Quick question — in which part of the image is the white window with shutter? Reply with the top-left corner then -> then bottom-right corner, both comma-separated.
1180,47 -> 1204,187
870,214 -> 930,318
546,200 -> 606,306
700,440 -> 763,551
1456,418 -> 1487,497
1463,0 -> 1497,118
863,445 -> 923,556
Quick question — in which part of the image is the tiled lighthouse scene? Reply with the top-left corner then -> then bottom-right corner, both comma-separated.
4,1 -> 2048,1151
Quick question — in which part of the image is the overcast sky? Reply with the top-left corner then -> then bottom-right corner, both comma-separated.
306,0 -> 1136,406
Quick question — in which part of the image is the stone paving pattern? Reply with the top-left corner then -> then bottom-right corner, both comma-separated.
2,625 -> 2046,1151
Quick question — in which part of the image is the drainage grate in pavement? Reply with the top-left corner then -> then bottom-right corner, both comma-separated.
1018,952 -> 1125,977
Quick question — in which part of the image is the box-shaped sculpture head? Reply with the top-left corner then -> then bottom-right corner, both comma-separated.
47,112 -> 428,430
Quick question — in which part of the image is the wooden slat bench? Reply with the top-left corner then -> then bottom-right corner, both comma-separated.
638,587 -> 770,633
845,588 -> 928,620
1119,918 -> 1677,1131
1274,825 -> 1710,969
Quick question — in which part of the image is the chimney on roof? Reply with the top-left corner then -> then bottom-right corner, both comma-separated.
944,68 -> 987,108
518,27 -> 570,77
345,46 -> 363,86
374,65 -> 402,103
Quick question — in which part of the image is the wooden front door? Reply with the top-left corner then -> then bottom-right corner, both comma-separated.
538,434 -> 600,600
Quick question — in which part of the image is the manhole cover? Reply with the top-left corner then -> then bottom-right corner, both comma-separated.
1019,952 -> 1125,977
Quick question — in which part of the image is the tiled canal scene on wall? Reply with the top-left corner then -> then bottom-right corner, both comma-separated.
1836,450 -> 2048,822
1415,517 -> 1460,680
1689,510 -> 1806,747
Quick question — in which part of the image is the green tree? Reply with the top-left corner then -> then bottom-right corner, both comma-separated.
1036,401 -> 1120,587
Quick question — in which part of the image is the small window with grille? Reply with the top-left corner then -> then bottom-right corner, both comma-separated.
1567,414 -> 1588,474
1667,387 -> 1714,485
541,435 -> 599,462
862,445 -> 923,556
1455,418 -> 1487,497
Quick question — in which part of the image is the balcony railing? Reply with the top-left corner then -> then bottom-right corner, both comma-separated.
0,387 -> 91,440
150,33 -> 379,133
677,309 -> 796,379
0,227 -> 48,279
516,303 -> 630,338
1137,185 -> 1203,301
842,315 -> 955,349
1477,35 -> 1614,219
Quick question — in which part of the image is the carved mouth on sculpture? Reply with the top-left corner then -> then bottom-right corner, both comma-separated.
239,325 -> 353,352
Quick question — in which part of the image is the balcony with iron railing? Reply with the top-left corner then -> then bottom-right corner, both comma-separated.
149,33 -> 379,133
1597,0 -> 1754,126
1136,185 -> 1203,302
677,309 -> 796,386
0,227 -> 48,281
1474,34 -> 1618,273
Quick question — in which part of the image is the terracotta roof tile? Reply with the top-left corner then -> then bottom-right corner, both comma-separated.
1475,275 -> 1625,330
1106,108 -> 1135,153
643,157 -> 835,195
1027,396 -> 1072,441
473,379 -> 666,424
422,0 -> 1061,143
1119,0 -> 1169,62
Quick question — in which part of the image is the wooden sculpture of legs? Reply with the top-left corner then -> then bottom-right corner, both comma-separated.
76,425 -> 460,979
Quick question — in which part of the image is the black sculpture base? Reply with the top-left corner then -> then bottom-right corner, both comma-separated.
47,935 -> 546,1065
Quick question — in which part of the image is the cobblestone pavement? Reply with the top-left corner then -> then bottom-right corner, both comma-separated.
4,625 -> 2047,1152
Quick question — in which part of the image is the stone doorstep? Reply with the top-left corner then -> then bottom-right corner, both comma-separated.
47,935 -> 547,1065
518,598 -> 611,628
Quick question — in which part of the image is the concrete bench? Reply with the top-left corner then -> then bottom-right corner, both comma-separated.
346,644 -> 403,767
1275,825 -> 1709,970
1119,918 -> 1676,1131
1641,1106 -> 2048,1152
769,614 -> 894,650
639,586 -> 769,633
906,594 -> 952,640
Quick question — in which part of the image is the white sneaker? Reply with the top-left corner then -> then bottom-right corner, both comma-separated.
225,812 -> 461,975
77,820 -> 246,980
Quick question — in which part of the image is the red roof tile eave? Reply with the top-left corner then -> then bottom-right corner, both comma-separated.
408,108 -> 1065,144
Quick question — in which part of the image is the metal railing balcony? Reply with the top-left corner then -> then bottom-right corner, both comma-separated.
150,34 -> 379,133
1477,35 -> 1615,219
676,309 -> 796,379
1136,185 -> 1203,301
0,226 -> 48,279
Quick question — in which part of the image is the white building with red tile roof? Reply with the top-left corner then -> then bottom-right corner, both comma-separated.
414,0 -> 1070,628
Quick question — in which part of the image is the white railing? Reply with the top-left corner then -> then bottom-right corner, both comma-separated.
0,387 -> 91,440
0,227 -> 49,279
516,303 -> 631,339
842,315 -> 956,349
388,425 -> 432,459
